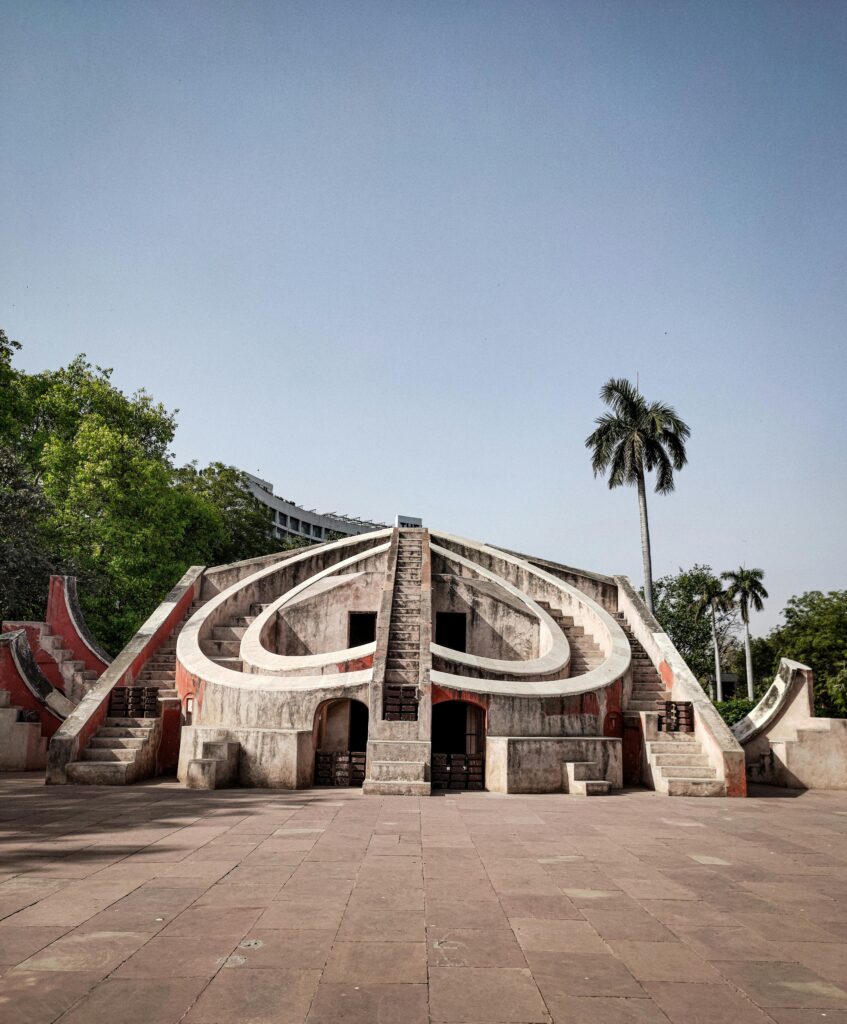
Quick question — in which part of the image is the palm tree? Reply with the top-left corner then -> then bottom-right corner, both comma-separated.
694,576 -> 731,701
585,378 -> 690,614
722,567 -> 768,701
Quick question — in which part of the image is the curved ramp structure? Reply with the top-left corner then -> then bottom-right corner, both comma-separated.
733,659 -> 847,789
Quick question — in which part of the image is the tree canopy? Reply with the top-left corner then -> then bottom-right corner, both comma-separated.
0,329 -> 292,652
653,565 -> 738,683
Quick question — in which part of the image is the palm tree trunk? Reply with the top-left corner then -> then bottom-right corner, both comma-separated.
636,470 -> 654,614
744,621 -> 754,701
711,601 -> 723,702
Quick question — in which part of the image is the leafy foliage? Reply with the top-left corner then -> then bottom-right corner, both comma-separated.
0,330 -> 288,651
585,377 -> 690,494
768,591 -> 847,716
713,698 -> 756,726
653,565 -> 738,683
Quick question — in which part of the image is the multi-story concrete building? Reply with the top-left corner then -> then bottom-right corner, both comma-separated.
242,471 -> 386,544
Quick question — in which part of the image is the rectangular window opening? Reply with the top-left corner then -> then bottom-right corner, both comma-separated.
348,611 -> 377,648
435,612 -> 467,653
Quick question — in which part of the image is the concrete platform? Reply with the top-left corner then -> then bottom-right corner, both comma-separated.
1,773 -> 846,1023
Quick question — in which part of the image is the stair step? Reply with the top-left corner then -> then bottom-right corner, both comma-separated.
98,727 -> 155,738
82,747 -> 137,762
648,740 -> 698,753
104,717 -> 156,728
369,760 -> 427,782
66,761 -> 135,784
362,779 -> 431,797
653,752 -> 710,767
660,765 -> 716,779
89,736 -> 145,749
666,778 -> 726,797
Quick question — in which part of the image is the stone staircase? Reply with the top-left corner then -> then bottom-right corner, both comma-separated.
65,716 -> 161,784
0,689 -> 48,770
63,599 -> 203,784
643,731 -> 726,796
536,601 -> 604,676
365,739 -> 430,796
200,601 -> 267,672
613,613 -> 671,712
364,531 -> 430,796
383,532 -> 423,714
2,621 -> 100,705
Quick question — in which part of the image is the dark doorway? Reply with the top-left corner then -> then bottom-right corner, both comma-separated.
314,698 -> 369,787
349,699 -> 369,750
435,612 -> 467,652
432,700 -> 484,754
348,611 -> 377,647
431,700 -> 485,791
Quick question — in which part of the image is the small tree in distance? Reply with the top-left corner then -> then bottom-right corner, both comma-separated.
694,576 -> 732,701
722,567 -> 768,701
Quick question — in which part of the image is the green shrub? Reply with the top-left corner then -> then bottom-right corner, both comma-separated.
714,698 -> 756,726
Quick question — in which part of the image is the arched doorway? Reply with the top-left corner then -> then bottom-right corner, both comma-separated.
314,698 -> 368,787
431,699 -> 485,791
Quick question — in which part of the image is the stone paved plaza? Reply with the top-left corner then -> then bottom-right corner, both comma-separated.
1,777 -> 846,1024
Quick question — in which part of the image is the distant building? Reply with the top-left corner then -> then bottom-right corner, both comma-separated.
242,471 -> 387,544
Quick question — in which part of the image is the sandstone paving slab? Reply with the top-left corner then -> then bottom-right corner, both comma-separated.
112,934 -> 237,978
307,980 -> 429,1023
159,905 -> 263,939
184,967 -> 321,1024
15,928 -> 148,975
540,993 -> 670,1024
511,917 -> 607,954
676,924 -> 786,961
57,975 -> 208,1024
0,925 -> 72,966
0,969 -> 104,1024
425,898 -> 510,930
323,940 -> 427,983
644,980 -> 783,1023
336,905 -> 426,943
498,894 -> 582,921
192,882 -> 284,908
427,926 -> 527,968
636,898 -> 731,931
227,928 -> 336,970
711,960 -> 847,1008
581,908 -> 677,942
257,898 -> 346,932
429,966 -> 551,1022
608,939 -> 721,982
775,941 -> 847,983
523,950 -> 645,999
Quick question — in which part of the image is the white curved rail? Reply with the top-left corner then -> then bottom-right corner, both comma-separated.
430,543 -> 570,678
429,531 -> 631,696
177,529 -> 393,693
240,542 -> 391,675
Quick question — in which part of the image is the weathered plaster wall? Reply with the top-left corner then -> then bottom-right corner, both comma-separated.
431,574 -> 539,661
274,573 -> 383,657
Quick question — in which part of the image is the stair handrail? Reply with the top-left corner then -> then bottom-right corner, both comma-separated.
46,565 -> 205,784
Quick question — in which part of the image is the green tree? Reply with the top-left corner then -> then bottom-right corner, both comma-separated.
1,334 -> 287,651
653,565 -> 738,686
0,446 -> 63,622
693,575 -> 732,701
722,567 -> 768,701
175,462 -> 284,565
769,591 -> 847,715
585,378 -> 690,614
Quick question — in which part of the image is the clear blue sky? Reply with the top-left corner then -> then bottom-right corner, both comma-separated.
2,1 -> 845,634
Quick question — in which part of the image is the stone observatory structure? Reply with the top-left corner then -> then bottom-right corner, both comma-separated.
47,527 -> 747,796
